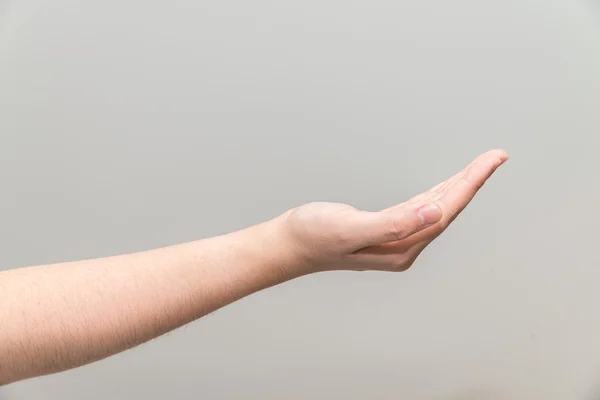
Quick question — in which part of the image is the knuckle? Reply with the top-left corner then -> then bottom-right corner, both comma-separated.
396,254 -> 417,272
461,173 -> 484,190
389,254 -> 414,272
387,216 -> 408,241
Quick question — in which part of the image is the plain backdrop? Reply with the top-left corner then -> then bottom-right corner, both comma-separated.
1,1 -> 600,399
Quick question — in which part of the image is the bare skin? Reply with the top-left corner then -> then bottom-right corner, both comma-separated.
0,149 -> 508,385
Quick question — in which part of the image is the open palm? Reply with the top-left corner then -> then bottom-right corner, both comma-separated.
283,149 -> 509,272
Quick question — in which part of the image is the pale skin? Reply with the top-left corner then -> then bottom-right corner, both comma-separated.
0,149 -> 508,385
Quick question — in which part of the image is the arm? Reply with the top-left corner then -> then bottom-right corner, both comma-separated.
0,150 -> 508,385
0,221 -> 299,385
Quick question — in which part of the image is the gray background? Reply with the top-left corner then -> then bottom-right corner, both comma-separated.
1,0 -> 600,399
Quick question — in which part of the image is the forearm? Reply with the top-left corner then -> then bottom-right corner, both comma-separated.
0,216 -> 299,385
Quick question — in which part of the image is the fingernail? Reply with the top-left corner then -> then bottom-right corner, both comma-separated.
417,204 -> 442,225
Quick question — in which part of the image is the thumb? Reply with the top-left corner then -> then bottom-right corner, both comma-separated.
350,202 -> 442,248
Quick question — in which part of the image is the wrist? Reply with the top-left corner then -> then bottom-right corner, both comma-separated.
248,213 -> 313,280
220,214 -> 310,294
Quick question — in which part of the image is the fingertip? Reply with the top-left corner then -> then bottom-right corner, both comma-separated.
487,149 -> 509,164
472,149 -> 509,173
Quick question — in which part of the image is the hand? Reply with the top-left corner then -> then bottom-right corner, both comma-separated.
280,149 -> 509,273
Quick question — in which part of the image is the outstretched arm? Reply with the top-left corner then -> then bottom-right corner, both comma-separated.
0,150 -> 508,385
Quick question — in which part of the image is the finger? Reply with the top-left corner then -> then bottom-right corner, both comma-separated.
405,151 -> 502,206
345,149 -> 508,273
383,149 -> 507,214
438,149 -> 508,225
398,149 -> 509,258
381,161 -> 466,212
350,201 -> 443,248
